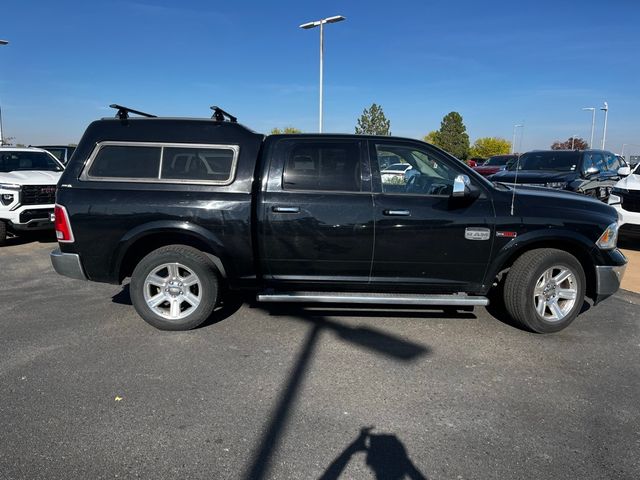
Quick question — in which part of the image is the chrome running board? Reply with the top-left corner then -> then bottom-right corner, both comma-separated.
257,291 -> 489,306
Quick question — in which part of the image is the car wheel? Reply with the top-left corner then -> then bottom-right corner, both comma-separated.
0,221 -> 7,246
503,248 -> 586,333
130,245 -> 219,331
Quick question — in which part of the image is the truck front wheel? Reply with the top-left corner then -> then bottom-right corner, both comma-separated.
130,245 -> 219,330
503,248 -> 586,333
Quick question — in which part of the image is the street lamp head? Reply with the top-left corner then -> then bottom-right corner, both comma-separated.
0,40 -> 9,46
299,15 -> 345,29
582,107 -> 595,111
601,101 -> 608,111
299,21 -> 319,29
324,15 -> 346,24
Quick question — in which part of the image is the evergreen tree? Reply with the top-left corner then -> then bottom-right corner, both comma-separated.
355,103 -> 391,136
435,112 -> 470,160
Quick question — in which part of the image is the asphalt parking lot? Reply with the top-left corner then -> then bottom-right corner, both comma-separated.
1,235 -> 639,480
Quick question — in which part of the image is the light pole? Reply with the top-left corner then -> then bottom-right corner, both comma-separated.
0,39 -> 8,146
601,101 -> 609,150
621,144 -> 640,158
511,124 -> 523,154
299,15 -> 345,133
582,107 -> 595,148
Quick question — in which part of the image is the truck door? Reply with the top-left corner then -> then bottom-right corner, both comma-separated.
259,137 -> 374,286
369,140 -> 494,292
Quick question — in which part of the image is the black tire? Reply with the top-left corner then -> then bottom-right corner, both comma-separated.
130,245 -> 219,331
0,221 -> 6,246
503,248 -> 586,333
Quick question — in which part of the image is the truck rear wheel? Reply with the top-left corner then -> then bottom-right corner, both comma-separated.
0,221 -> 7,246
503,248 -> 585,333
130,245 -> 219,330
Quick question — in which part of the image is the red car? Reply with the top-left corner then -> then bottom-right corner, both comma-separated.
473,154 -> 517,177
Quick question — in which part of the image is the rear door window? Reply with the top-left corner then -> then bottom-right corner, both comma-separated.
282,140 -> 364,192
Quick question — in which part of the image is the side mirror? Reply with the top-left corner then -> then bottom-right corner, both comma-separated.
585,166 -> 600,176
618,166 -> 631,176
452,174 -> 471,197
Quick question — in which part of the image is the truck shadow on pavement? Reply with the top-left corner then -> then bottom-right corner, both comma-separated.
2,231 -> 57,247
241,301 -> 431,480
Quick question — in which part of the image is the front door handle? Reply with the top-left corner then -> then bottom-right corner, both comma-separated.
383,209 -> 410,216
272,206 -> 300,213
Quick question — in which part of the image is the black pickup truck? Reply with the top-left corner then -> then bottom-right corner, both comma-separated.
51,106 -> 626,333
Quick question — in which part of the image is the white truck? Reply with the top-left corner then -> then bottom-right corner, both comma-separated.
609,163 -> 640,239
0,147 -> 64,245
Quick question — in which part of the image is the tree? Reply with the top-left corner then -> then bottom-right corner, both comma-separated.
355,103 -> 391,136
271,126 -> 302,134
433,112 -> 470,160
469,137 -> 511,158
423,130 -> 438,144
551,137 -> 589,150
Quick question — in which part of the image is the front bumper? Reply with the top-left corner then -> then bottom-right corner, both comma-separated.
594,264 -> 627,304
50,248 -> 87,281
1,205 -> 55,231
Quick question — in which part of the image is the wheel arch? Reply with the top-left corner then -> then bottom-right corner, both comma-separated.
486,230 -> 597,299
113,221 -> 229,283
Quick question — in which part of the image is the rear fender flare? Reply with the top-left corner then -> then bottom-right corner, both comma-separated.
112,220 -> 229,281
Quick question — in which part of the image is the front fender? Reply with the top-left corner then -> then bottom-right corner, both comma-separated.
484,228 -> 597,288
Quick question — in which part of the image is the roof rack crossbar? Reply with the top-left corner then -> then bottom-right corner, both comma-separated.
109,104 -> 157,120
210,106 -> 237,123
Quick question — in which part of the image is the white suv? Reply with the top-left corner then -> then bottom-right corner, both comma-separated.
0,147 -> 64,245
609,163 -> 640,238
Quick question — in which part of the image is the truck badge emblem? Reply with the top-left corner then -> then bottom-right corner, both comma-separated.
465,227 -> 491,241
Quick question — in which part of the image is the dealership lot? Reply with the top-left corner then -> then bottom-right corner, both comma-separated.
1,236 -> 639,479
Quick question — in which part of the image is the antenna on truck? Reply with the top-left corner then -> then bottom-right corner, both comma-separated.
510,152 -> 521,216
109,104 -> 157,120
210,106 -> 237,123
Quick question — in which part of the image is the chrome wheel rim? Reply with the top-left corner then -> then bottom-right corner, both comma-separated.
143,263 -> 201,320
533,265 -> 578,322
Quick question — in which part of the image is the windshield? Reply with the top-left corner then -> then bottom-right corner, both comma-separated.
0,151 -> 63,173
508,151 -> 580,172
484,155 -> 514,166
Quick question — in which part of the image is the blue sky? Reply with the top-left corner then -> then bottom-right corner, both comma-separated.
1,0 -> 639,154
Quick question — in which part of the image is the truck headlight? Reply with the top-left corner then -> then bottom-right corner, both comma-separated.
546,181 -> 568,189
596,222 -> 619,250
0,184 -> 20,206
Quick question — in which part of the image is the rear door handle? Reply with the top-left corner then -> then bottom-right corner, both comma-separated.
383,209 -> 410,216
272,206 -> 300,213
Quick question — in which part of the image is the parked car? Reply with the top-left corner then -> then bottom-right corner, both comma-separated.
489,150 -> 629,202
36,145 -> 76,165
51,105 -> 626,334
609,163 -> 640,238
467,157 -> 486,168
0,147 -> 64,245
380,162 -> 417,184
473,154 -> 517,177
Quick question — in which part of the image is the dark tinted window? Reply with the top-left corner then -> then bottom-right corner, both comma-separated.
583,152 -> 606,173
161,147 -> 236,183
88,145 -> 161,178
511,151 -> 580,172
282,141 -> 362,192
484,155 -> 515,166
0,151 -> 63,173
